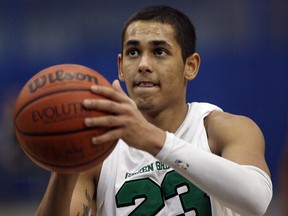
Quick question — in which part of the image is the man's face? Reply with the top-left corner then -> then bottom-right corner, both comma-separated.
118,21 -> 187,114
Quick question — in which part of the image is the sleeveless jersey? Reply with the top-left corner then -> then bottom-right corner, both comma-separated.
96,102 -> 241,216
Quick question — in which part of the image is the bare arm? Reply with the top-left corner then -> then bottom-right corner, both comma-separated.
36,165 -> 100,216
36,173 -> 79,216
206,110 -> 270,176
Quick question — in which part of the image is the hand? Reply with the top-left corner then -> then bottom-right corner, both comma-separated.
83,80 -> 166,156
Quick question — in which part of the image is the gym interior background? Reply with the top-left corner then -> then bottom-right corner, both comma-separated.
0,1 -> 287,215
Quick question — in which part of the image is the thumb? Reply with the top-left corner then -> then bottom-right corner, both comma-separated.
112,79 -> 125,93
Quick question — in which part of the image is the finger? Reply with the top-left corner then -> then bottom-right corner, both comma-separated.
112,79 -> 125,93
91,129 -> 123,145
84,115 -> 122,128
90,83 -> 130,104
83,98 -> 132,115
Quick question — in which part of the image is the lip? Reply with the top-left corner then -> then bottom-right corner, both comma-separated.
132,80 -> 160,96
135,81 -> 156,87
133,80 -> 160,88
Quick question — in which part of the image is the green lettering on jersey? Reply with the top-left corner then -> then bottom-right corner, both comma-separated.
116,170 -> 212,215
125,163 -> 154,179
162,171 -> 212,215
155,161 -> 170,170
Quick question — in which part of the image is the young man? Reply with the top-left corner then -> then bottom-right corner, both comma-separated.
36,5 -> 272,216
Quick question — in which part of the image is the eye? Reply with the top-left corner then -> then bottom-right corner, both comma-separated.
154,48 -> 167,57
127,49 -> 140,57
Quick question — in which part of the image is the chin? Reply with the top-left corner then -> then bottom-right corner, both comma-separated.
136,101 -> 156,112
137,103 -> 154,111
134,96 -> 160,113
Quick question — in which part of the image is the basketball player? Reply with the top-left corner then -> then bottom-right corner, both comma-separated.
36,5 -> 273,216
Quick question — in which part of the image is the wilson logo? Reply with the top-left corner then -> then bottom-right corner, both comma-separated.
28,70 -> 99,93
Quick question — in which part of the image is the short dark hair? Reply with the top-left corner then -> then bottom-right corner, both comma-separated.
121,5 -> 197,62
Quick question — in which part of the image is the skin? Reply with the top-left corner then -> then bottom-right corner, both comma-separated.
36,21 -> 270,215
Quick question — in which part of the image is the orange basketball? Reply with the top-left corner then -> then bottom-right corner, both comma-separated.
14,64 -> 116,173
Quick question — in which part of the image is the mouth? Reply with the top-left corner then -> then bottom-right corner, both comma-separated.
133,81 -> 159,88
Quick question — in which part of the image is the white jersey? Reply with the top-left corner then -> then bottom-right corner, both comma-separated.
96,102 -> 240,216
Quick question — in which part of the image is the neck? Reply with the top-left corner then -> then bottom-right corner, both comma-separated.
142,103 -> 188,133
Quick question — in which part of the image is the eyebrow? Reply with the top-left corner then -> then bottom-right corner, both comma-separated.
125,40 -> 140,47
125,40 -> 172,49
150,40 -> 172,48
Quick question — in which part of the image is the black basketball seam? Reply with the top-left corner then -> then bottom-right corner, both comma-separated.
14,125 -> 107,137
14,88 -> 92,120
21,139 -> 115,169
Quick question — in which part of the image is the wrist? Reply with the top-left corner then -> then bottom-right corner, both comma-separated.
50,172 -> 79,193
142,127 -> 166,156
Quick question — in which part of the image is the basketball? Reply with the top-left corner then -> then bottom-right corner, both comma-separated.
14,64 -> 116,173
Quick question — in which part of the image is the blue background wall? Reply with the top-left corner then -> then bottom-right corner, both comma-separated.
0,1 -> 287,215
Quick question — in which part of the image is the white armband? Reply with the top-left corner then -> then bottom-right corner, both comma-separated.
156,132 -> 273,216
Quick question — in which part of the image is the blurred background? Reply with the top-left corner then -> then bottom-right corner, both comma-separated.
0,0 -> 287,215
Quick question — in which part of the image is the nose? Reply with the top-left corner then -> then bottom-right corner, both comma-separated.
138,54 -> 152,73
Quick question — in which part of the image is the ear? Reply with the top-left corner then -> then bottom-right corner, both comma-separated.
184,53 -> 200,81
117,53 -> 125,81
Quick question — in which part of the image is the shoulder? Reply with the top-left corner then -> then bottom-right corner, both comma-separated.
205,110 -> 262,134
205,111 -> 265,155
205,110 -> 270,175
